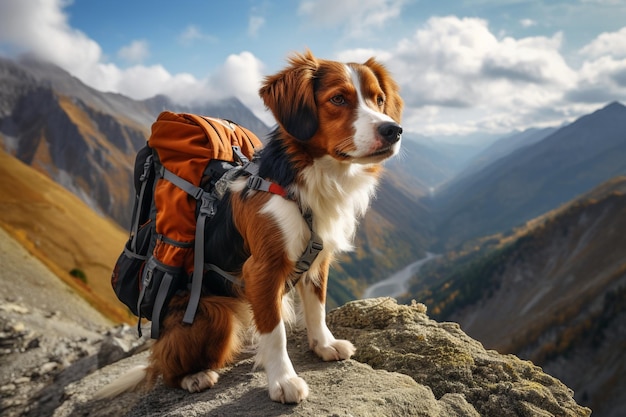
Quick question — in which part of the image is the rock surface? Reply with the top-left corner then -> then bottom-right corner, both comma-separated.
52,299 -> 589,417
0,227 -> 591,416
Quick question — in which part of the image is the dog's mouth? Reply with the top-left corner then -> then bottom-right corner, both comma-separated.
368,146 -> 393,158
335,146 -> 394,161
335,150 -> 352,160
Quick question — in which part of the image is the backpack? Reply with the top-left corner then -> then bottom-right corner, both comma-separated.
111,111 -> 265,338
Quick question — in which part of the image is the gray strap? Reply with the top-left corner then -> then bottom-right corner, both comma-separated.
150,272 -> 174,339
124,246 -> 148,261
183,202 -> 210,324
130,154 -> 153,252
242,161 -> 259,176
136,258 -> 155,338
157,165 -> 217,325
292,209 -> 324,277
205,263 -> 244,288
159,166 -> 204,199
246,175 -> 273,193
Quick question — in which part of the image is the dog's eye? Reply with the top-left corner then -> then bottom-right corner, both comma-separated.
330,95 -> 346,106
377,96 -> 385,107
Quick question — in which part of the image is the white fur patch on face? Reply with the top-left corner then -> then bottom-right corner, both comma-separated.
345,65 -> 398,158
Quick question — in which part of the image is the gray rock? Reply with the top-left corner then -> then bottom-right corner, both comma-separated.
97,324 -> 150,368
51,298 -> 590,417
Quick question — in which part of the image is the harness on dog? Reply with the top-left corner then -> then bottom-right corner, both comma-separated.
110,112 -> 322,339
164,148 -> 323,328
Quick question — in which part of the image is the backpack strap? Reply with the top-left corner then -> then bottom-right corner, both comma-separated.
293,210 -> 323,276
156,164 -> 215,325
129,153 -> 153,252
150,270 -> 175,338
242,162 -> 294,201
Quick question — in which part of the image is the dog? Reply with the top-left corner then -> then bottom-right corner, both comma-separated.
97,50 -> 403,404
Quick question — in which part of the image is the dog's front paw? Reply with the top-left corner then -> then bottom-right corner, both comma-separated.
180,370 -> 219,393
312,339 -> 356,361
268,376 -> 309,404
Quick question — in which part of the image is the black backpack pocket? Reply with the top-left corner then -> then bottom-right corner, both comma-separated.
111,219 -> 154,316
137,256 -> 186,338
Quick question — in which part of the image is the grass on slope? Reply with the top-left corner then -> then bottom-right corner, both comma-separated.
0,148 -> 132,323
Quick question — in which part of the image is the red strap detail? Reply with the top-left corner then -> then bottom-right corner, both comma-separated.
268,182 -> 289,199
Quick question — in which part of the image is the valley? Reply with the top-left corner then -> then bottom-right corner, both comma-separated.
363,252 -> 439,299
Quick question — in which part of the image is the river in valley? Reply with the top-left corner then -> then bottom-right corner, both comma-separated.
363,252 -> 440,299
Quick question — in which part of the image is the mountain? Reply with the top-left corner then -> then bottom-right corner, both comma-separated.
0,57 -> 271,228
402,177 -> 626,415
143,94 -> 270,139
456,126 -> 558,181
433,101 -> 626,248
385,135 -> 478,195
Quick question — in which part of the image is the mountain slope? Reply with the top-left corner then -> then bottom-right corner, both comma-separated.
0,148 -> 130,323
434,101 -> 626,247
403,177 -> 626,414
0,57 -> 271,228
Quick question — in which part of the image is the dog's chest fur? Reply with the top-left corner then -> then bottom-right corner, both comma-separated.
297,156 -> 379,254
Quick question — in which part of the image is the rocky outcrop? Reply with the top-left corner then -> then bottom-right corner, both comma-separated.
0,225 -> 591,416
329,298 -> 590,416
28,298 -> 588,417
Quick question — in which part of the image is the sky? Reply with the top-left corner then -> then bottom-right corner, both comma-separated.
1,0 -> 626,140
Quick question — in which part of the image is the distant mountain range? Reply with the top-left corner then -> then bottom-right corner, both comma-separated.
0,56 -> 270,228
432,101 -> 626,248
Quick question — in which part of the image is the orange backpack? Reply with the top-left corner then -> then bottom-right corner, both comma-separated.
111,112 -> 262,338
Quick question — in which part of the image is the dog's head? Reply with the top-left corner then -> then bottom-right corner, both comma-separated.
259,50 -> 403,165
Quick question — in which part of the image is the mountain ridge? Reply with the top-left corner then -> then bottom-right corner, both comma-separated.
434,101 -> 626,248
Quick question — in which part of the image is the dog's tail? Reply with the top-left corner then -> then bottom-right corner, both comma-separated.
93,365 -> 148,399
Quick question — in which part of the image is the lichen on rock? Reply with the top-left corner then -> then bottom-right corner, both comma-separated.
327,297 -> 590,417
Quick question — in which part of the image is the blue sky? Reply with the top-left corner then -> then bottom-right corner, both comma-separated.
1,0 -> 626,140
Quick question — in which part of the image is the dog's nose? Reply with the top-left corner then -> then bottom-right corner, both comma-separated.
377,122 -> 403,144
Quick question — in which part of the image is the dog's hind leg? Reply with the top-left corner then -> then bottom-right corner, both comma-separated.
298,264 -> 355,361
149,295 -> 246,392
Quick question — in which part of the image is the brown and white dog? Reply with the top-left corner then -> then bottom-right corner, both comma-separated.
97,50 -> 403,404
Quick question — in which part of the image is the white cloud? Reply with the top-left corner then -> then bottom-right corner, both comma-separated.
177,24 -> 217,46
356,16 -> 581,135
298,0 -> 405,38
520,18 -> 537,28
117,40 -> 149,64
2,0 -> 625,138
580,26 -> 626,59
206,52 -> 267,117
0,1 -> 268,121
0,0 -> 102,80
248,16 -> 265,38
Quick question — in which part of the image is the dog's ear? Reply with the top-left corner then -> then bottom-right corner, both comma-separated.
364,58 -> 404,124
259,50 -> 319,141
